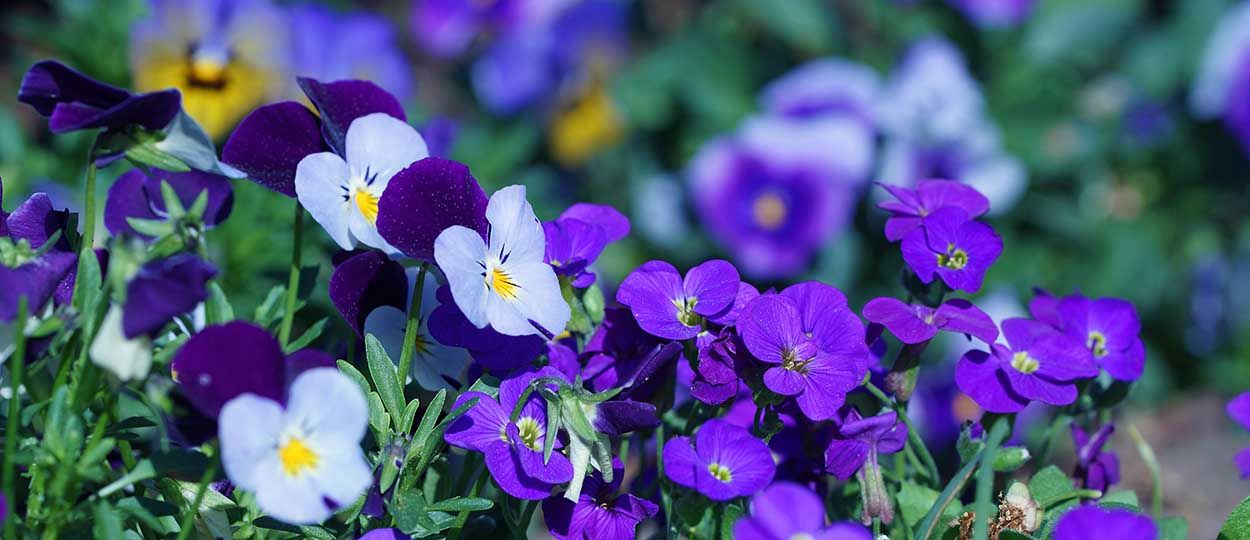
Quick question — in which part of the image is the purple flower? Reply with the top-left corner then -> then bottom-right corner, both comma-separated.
1070,423 -> 1119,493
542,461 -> 658,540
689,329 -> 748,406
616,259 -> 740,341
825,409 -> 907,525
444,368 -> 574,500
428,285 -> 546,374
122,253 -> 217,338
0,188 -> 78,321
1053,506 -> 1158,540
1192,2 -> 1250,158
900,207 -> 1002,294
328,251 -> 409,337
946,0 -> 1035,28
18,60 -> 180,134
1227,392 -> 1250,478
104,168 -> 234,238
759,58 -> 879,122
581,308 -> 678,396
171,322 -> 288,418
358,529 -> 411,540
409,0 -> 527,58
289,4 -> 413,103
956,318 -> 1098,413
544,203 -> 629,288
377,157 -> 490,262
662,419 -> 775,501
862,297 -> 998,344
734,482 -> 872,540
1036,292 -> 1146,382
877,179 -> 990,242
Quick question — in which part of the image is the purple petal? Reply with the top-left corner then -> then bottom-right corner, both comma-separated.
559,203 -> 630,243
1237,447 -> 1250,479
19,60 -> 179,133
744,482 -> 827,536
123,254 -> 217,338
706,282 -> 760,327
1100,338 -> 1145,382
376,157 -> 489,262
0,252 -> 77,321
920,207 -> 970,253
863,297 -> 936,345
221,101 -> 326,197
515,434 -> 573,484
1053,506 -> 1158,540
484,441 -> 554,500
105,168 -> 234,237
593,400 -> 659,436
915,179 -> 990,218
171,322 -> 286,418
824,437 -> 869,480
6,193 -> 71,251
285,349 -> 337,387
1002,368 -> 1077,406
683,259 -> 740,317
955,349 -> 1027,413
616,260 -> 694,340
358,529 -> 412,540
1030,334 -> 1099,382
936,299 -> 998,343
1228,392 -> 1250,432
900,227 -> 938,283
298,77 -> 406,155
661,436 -> 701,488
428,286 -> 545,372
1001,318 -> 1053,350
328,251 -> 408,336
1029,288 -> 1065,329
763,367 -> 805,396
795,362 -> 854,421
739,294 -> 804,364
443,391 -> 509,452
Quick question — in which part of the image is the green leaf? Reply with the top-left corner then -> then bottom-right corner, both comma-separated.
1220,496 -> 1250,540
998,531 -> 1035,540
583,284 -> 605,324
283,317 -> 327,354
427,497 -> 494,512
720,502 -> 744,540
1099,489 -> 1140,508
93,501 -> 124,540
1161,516 -> 1188,540
43,387 -> 83,461
158,180 -> 187,218
126,141 -> 191,172
186,189 -> 209,221
125,217 -> 176,238
337,359 -> 371,398
253,285 -> 287,327
367,391 -> 390,440
390,489 -> 458,536
204,282 -> 233,324
733,0 -> 834,52
71,243 -> 102,312
1028,465 -> 1078,508
252,517 -> 336,540
898,482 -> 963,529
674,494 -> 711,529
410,389 -> 447,461
992,446 -> 1031,472
400,398 -> 421,434
365,333 -> 405,430
98,459 -> 155,497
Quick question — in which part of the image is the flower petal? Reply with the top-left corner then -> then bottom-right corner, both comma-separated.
344,113 -> 428,180
295,152 -> 354,250
222,101 -> 326,197
377,158 -> 489,261
298,77 -> 406,155
172,322 -> 286,418
218,393 -> 284,492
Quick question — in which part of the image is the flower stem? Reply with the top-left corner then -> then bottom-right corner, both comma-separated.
80,156 -> 97,255
657,423 -> 677,539
278,203 -> 304,347
174,453 -> 219,540
915,445 -> 982,540
1128,424 -> 1163,518
396,263 -> 430,384
4,297 -> 28,540
971,416 -> 1011,540
864,381 -> 939,485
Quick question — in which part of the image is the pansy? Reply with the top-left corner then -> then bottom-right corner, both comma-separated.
130,0 -> 290,139
18,60 -> 180,135
288,4 -> 413,103
876,179 -> 990,242
0,189 -> 78,321
946,0 -> 1035,28
1192,1 -> 1250,157
862,297 -> 998,344
328,251 -> 409,338
122,253 -> 217,338
365,267 -> 471,391
443,368 -> 574,500
900,207 -> 1002,294
219,368 -> 372,524
435,185 -> 570,338
1034,292 -> 1146,382
541,460 -> 658,540
956,318 -> 1098,413
734,482 -> 873,540
824,409 -> 908,524
1226,392 -> 1250,478
662,419 -> 775,501
171,322 -> 288,418
428,285 -> 547,373
104,168 -> 234,239
1070,422 -> 1119,493
759,57 -> 879,122
615,259 -> 739,341
543,203 -> 629,288
1052,506 -> 1158,540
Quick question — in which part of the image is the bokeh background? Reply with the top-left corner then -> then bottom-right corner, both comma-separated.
3,0 -> 1249,534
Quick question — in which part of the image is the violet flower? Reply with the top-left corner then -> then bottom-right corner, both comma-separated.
1227,392 -> 1250,478
443,368 -> 573,500
956,318 -> 1098,413
1053,506 -> 1158,540
428,285 -> 546,374
544,203 -> 629,288
541,460 -> 658,540
581,308 -> 678,396
18,60 -> 180,135
877,179 -> 990,242
171,321 -> 317,418
662,419 -> 775,501
289,4 -> 413,103
616,259 -> 740,341
863,297 -> 998,344
734,482 -> 873,540
1032,291 -> 1146,382
689,329 -> 748,406
328,251 -> 409,338
0,188 -> 78,321
824,409 -> 907,525
946,0 -> 1035,28
104,168 -> 234,239
122,253 -> 217,338
1070,422 -> 1119,493
900,207 -> 1002,294
409,0 -> 528,59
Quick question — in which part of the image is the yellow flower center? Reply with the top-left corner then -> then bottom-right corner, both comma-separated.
501,417 -> 543,451
277,436 -> 319,477
354,188 -> 380,224
937,244 -> 969,270
673,297 -> 702,327
1087,331 -> 1108,358
549,79 -> 624,166
707,462 -> 732,482
189,59 -> 227,88
751,192 -> 787,230
1010,352 -> 1040,374
134,53 -> 276,139
486,267 -> 520,300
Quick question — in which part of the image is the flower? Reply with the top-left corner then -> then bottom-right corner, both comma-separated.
945,0 -> 1035,28
365,267 -> 470,391
758,57 -> 879,121
428,285 -> 547,373
824,409 -> 908,525
130,0 -> 290,139
877,179 -> 990,242
615,259 -> 740,341
443,368 -> 574,500
543,203 -> 630,288
1192,1 -> 1250,157
409,0 -> 532,58
358,529 -> 410,540
956,318 -> 1098,413
435,185 -> 570,337
1032,292 -> 1146,382
90,306 -> 154,382
541,460 -> 658,540
1052,506 -> 1158,540
1070,422 -> 1119,493
900,207 -> 1002,294
738,292 -> 864,421
329,250 -> 409,338
172,322 -> 287,418
662,419 -> 775,501
1226,392 -> 1250,478
733,482 -> 872,540
18,60 -> 181,134
219,368 -> 372,524
862,297 -> 998,344
375,157 -> 490,262
104,168 -> 234,239
0,188 -> 78,321
689,329 -> 748,406
288,5 -> 413,103
581,308 -> 680,396
122,253 -> 217,338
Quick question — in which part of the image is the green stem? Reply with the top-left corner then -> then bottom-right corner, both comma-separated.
396,263 -> 430,384
4,297 -> 28,540
1128,424 -> 1163,518
80,158 -> 97,255
972,417 -> 1011,540
174,455 -> 219,540
278,203 -> 304,347
657,423 -> 676,539
864,381 -> 939,485
445,464 -> 488,540
916,447 -> 982,540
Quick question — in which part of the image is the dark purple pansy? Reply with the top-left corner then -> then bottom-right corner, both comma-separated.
444,368 -> 573,500
0,188 -> 78,320
104,168 -> 234,238
171,322 -> 286,418
543,203 -> 629,288
18,60 -> 180,134
662,419 -> 775,501
862,297 -> 998,344
0,252 -> 77,321
955,318 -> 1098,413
1053,506 -> 1158,540
542,460 -> 658,540
878,179 -> 990,242
616,259 -> 740,341
428,285 -> 545,373
581,308 -> 672,393
734,482 -> 872,540
1227,392 -> 1250,478
900,207 -> 1002,294
375,157 -> 489,262
122,253 -> 217,338
328,250 -> 408,337
1071,422 -> 1119,493
1053,294 -> 1145,382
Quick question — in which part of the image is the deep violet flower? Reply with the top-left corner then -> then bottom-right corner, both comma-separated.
544,203 -> 630,288
328,250 -> 409,338
689,329 -> 749,406
877,179 -> 990,242
956,318 -> 1098,413
1053,506 -> 1158,540
1227,392 -> 1250,478
900,207 -> 1002,294
1031,291 -> 1146,382
862,297 -> 998,344
542,460 -> 658,540
104,168 -> 234,238
122,253 -> 217,338
365,267 -> 470,391
734,482 -> 873,540
824,409 -> 908,525
580,308 -> 678,395
443,368 -> 573,500
0,188 -> 78,321
171,321 -> 288,418
375,157 -> 490,262
616,259 -> 740,341
409,0 -> 534,59
662,419 -> 775,501
428,285 -> 546,374
1070,423 -> 1119,493
18,60 -> 181,135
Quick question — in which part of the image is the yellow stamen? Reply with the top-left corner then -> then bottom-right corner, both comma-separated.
1010,352 -> 1040,374
1087,331 -> 1108,358
751,192 -> 787,230
707,462 -> 733,482
487,267 -> 520,300
937,245 -> 969,270
354,188 -> 380,224
277,436 -> 319,477
134,55 -> 278,139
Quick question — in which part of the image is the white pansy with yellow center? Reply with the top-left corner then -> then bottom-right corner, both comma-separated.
434,185 -> 570,337
219,368 -> 372,525
295,113 -> 427,256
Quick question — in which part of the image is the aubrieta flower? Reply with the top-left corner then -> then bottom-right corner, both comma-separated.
863,297 -> 998,345
945,0 -> 1035,28
0,187 -> 78,321
877,179 -> 990,242
18,60 -> 181,135
365,267 -> 470,391
824,409 -> 907,525
1192,1 -> 1250,156
616,259 -> 740,341
1053,505 -> 1158,540
435,184 -> 570,338
1030,291 -> 1146,382
544,203 -> 630,288
444,368 -> 573,500
288,4 -> 413,103
104,168 -> 234,239
662,419 -> 775,501
1226,392 -> 1250,478
734,482 -> 873,540
220,368 -> 372,524
359,529 -> 410,540
956,318 -> 1098,413
1070,422 -> 1119,493
541,460 -> 658,540
900,207 -> 1003,294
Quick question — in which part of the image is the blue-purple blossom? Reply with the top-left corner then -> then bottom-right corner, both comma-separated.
1053,505 -> 1158,540
900,207 -> 1002,294
123,253 -> 217,338
1070,422 -> 1119,493
824,409 -> 907,525
18,60 -> 180,135
544,203 -> 629,288
1227,392 -> 1250,478
662,419 -> 775,501
0,187 -> 78,321
956,318 -> 1098,413
104,168 -> 234,238
288,4 -> 413,103
1193,1 -> 1250,157
616,259 -> 740,341
863,297 -> 998,344
541,461 -> 658,540
735,481 -> 873,540
946,0 -> 1035,28
1031,291 -> 1146,382
877,179 -> 990,242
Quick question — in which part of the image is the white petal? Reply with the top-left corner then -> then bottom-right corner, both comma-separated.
251,454 -> 331,525
89,306 -> 152,381
417,342 -> 470,389
218,394 -> 284,492
485,185 -> 545,265
345,113 -> 428,180
1192,2 -> 1250,117
286,368 -> 368,447
295,152 -> 354,250
363,306 -> 407,368
505,260 -> 570,337
346,202 -> 400,256
482,291 -> 537,336
308,444 -> 373,510
433,225 -> 490,328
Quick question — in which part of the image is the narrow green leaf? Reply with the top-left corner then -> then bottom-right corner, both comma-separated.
427,496 -> 494,512
283,317 -> 327,354
336,359 -> 371,397
158,180 -> 187,218
365,334 -> 405,430
409,389 -> 446,458
204,282 -> 233,324
1219,495 -> 1250,540
367,391 -> 389,438
125,217 -> 176,237
98,459 -> 156,497
400,398 -> 421,434
93,501 -> 124,540
186,189 -> 209,221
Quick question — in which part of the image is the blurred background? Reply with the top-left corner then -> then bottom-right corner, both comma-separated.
2,0 -> 1249,534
